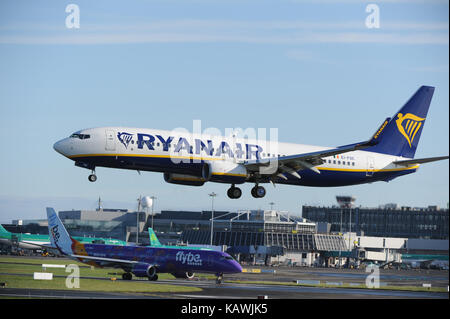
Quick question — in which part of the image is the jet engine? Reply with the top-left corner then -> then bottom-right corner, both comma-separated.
164,173 -> 207,186
131,263 -> 158,280
163,161 -> 248,186
164,162 -> 211,186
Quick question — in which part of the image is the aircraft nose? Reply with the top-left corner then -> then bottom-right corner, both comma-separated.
231,260 -> 243,273
53,139 -> 68,156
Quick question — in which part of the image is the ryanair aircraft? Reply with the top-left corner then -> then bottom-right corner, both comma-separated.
54,86 -> 448,199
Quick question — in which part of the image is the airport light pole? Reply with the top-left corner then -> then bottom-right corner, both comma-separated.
136,195 -> 142,245
339,207 -> 342,268
209,192 -> 217,246
349,207 -> 352,252
336,196 -> 356,268
150,196 -> 157,229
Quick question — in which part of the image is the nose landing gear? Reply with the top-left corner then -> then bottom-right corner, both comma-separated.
215,273 -> 224,284
88,170 -> 97,182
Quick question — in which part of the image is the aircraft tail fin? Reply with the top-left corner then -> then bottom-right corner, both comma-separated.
46,207 -> 77,255
148,228 -> 162,246
366,86 -> 434,158
0,224 -> 10,234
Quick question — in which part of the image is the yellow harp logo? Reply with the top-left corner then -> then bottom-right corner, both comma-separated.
395,113 -> 425,147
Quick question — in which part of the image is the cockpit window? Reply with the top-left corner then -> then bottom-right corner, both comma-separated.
70,133 -> 91,140
221,255 -> 234,261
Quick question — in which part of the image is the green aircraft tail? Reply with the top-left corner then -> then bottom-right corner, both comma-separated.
0,224 -> 10,234
148,228 -> 162,246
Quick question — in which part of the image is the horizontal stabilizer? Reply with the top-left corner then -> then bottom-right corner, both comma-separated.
393,156 -> 449,166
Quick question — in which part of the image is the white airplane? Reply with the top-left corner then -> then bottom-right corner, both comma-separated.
54,86 -> 448,199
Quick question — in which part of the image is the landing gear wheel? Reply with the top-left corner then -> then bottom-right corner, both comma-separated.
148,274 -> 158,281
88,174 -> 97,182
122,273 -> 132,280
251,185 -> 266,198
227,186 -> 242,199
216,274 -> 224,284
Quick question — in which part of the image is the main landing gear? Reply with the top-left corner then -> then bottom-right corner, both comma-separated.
251,185 -> 266,198
226,184 -> 266,199
122,272 -> 132,280
227,185 -> 242,199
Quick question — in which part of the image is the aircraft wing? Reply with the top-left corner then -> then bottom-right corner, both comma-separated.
393,156 -> 449,166
243,118 -> 390,179
243,143 -> 369,176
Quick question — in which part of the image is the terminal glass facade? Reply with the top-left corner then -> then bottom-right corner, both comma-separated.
302,206 -> 449,239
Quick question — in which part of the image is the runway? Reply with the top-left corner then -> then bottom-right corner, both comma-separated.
0,256 -> 448,299
0,275 -> 447,299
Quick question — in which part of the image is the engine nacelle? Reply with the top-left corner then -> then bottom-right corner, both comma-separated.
171,271 -> 195,280
164,162 -> 211,186
131,263 -> 157,279
164,173 -> 206,186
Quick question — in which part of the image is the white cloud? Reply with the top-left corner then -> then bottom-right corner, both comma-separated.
0,19 -> 447,45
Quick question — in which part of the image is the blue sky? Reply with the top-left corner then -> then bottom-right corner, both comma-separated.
0,0 -> 448,223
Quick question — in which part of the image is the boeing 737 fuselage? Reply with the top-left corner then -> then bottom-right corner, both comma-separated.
53,86 -> 448,199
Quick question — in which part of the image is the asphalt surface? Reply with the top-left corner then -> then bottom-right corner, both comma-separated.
0,280 -> 447,299
0,256 -> 448,299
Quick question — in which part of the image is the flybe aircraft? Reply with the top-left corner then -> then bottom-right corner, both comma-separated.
53,86 -> 448,199
46,208 -> 242,283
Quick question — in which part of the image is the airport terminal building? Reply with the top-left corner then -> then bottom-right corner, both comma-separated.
302,204 -> 449,240
2,202 -> 448,268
